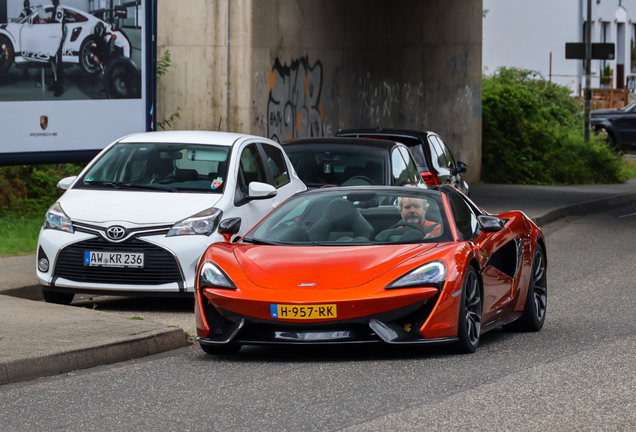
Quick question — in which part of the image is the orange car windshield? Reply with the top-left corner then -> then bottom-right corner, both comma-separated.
245,189 -> 453,245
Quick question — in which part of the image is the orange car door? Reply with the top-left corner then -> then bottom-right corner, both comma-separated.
447,191 -> 515,324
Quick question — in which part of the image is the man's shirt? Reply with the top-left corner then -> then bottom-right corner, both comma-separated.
423,219 -> 442,237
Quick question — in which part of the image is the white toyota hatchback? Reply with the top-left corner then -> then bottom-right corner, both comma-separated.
36,131 -> 306,304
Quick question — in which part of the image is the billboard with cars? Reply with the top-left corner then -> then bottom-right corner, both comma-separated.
0,0 -> 155,165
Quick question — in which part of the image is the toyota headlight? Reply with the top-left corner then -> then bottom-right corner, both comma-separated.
43,202 -> 74,233
199,261 -> 236,290
167,208 -> 222,237
386,261 -> 446,289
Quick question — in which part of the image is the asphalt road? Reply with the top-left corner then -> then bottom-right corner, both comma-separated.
2,203 -> 636,431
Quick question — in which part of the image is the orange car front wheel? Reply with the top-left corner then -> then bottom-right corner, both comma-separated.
451,266 -> 482,354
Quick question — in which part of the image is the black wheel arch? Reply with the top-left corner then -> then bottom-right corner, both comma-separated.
0,32 -> 17,47
469,258 -> 484,301
536,236 -> 547,263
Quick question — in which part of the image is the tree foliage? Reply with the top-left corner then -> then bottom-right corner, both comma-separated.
482,67 -> 624,184
0,164 -> 85,217
156,49 -> 181,130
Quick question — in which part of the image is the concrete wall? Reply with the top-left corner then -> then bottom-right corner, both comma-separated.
158,0 -> 483,182
157,0 -> 248,132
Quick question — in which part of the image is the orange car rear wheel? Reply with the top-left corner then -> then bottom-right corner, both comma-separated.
504,245 -> 547,332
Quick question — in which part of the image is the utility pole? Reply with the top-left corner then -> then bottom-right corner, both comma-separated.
584,0 -> 592,144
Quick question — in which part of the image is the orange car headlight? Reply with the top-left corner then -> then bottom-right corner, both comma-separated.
199,261 -> 236,290
386,261 -> 446,289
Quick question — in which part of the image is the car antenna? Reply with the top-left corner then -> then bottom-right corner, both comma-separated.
218,117 -> 223,131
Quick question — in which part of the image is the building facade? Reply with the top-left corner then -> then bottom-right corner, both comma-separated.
483,0 -> 636,94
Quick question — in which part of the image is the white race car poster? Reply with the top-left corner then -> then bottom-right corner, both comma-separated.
0,0 -> 153,165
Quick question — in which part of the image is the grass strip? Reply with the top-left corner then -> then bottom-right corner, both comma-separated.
0,214 -> 42,256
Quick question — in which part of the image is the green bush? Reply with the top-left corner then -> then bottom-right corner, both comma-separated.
482,67 -> 624,184
600,64 -> 612,86
0,163 -> 86,217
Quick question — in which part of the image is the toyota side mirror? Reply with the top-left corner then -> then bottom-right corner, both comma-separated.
477,215 -> 504,232
248,182 -> 277,200
57,176 -> 77,190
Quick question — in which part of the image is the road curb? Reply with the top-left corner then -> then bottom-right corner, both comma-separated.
532,190 -> 636,226
0,328 -> 189,385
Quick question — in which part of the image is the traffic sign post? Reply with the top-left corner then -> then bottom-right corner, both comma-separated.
565,39 -> 616,144
565,1 -> 620,143
565,43 -> 615,60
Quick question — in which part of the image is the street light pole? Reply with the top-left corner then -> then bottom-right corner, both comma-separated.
584,0 -> 592,143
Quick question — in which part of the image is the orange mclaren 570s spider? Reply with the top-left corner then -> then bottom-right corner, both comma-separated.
195,185 -> 547,355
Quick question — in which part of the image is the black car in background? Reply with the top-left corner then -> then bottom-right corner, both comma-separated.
591,100 -> 636,150
281,137 -> 425,189
336,128 -> 470,195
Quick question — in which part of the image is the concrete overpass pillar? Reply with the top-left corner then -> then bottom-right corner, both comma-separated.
158,0 -> 482,182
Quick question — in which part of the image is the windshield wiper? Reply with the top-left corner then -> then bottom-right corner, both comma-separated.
241,238 -> 277,245
84,181 -> 177,192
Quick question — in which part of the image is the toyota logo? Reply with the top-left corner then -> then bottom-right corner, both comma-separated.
106,226 -> 126,240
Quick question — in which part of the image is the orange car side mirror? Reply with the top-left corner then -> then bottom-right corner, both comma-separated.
218,217 -> 241,243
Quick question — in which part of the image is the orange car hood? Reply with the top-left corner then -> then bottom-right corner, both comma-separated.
234,244 -> 438,289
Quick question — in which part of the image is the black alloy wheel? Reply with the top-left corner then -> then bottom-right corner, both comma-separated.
79,36 -> 101,75
104,57 -> 141,99
504,245 -> 547,332
601,128 -> 618,150
452,266 -> 482,354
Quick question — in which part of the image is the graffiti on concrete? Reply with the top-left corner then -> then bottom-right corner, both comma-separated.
454,84 -> 482,119
251,105 -> 267,137
326,66 -> 342,134
356,72 -> 428,128
455,85 -> 472,113
451,53 -> 469,78
254,70 -> 269,100
266,57 -> 325,142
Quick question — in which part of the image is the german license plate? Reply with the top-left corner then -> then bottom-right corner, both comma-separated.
84,251 -> 144,268
270,304 -> 337,319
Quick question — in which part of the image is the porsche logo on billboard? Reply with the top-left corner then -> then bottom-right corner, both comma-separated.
40,115 -> 48,131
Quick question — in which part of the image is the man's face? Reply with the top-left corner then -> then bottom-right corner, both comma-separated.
401,198 -> 428,225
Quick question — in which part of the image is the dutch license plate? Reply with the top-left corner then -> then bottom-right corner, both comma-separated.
270,304 -> 337,319
84,251 -> 144,268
